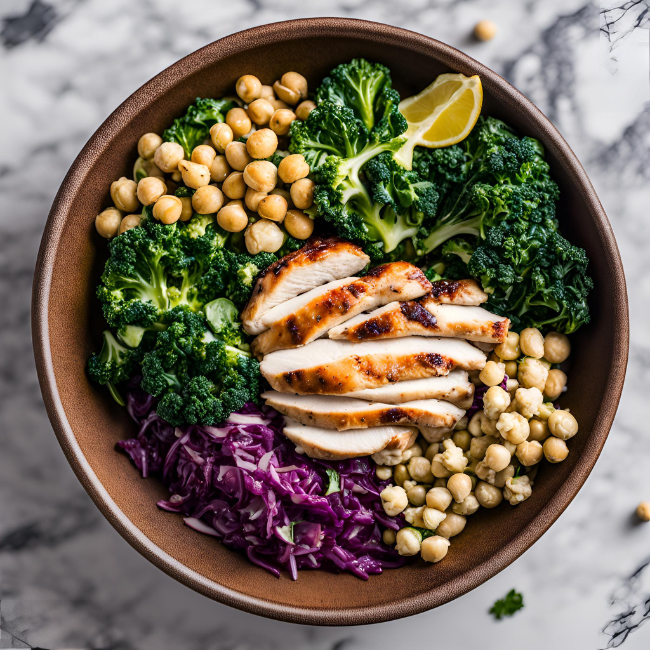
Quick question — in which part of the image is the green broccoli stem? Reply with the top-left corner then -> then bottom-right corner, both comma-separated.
419,213 -> 483,255
107,382 -> 125,406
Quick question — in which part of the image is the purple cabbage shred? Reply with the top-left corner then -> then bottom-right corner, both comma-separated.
118,382 -> 405,580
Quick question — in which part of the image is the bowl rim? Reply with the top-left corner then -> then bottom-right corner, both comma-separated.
32,17 -> 629,626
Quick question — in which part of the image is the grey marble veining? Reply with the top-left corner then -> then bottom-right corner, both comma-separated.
0,0 -> 648,648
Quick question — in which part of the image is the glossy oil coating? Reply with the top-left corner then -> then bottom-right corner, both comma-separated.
32,18 -> 628,626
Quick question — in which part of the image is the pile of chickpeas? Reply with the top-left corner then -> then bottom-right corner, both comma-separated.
95,72 -> 319,255
376,327 -> 576,564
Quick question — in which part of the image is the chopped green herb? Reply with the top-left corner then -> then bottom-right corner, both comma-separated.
413,526 -> 437,540
325,468 -> 340,495
276,521 -> 296,544
490,589 -> 524,620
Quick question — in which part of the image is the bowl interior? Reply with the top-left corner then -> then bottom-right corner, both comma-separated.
33,19 -> 628,625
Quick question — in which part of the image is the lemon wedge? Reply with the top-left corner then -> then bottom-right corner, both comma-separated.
394,73 -> 483,169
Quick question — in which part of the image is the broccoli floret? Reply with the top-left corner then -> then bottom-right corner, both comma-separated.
163,97 -> 238,158
315,59 -> 393,131
442,237 -> 476,265
87,330 -> 140,406
204,297 -> 248,349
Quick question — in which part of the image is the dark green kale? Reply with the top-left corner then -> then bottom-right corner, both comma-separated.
489,589 -> 524,620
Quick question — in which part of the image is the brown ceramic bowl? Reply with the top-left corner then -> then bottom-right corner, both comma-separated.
32,18 -> 628,625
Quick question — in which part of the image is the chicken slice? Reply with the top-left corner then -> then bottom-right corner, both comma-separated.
252,262 -> 432,357
263,391 -> 465,430
344,370 -> 474,407
241,235 -> 369,335
328,301 -> 509,344
282,417 -> 418,460
260,337 -> 486,395
426,279 -> 488,306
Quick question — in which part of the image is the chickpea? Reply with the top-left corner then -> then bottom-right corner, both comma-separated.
153,141 -> 185,173
506,378 -> 520,395
495,331 -> 521,360
270,187 -> 293,205
545,369 -> 567,401
484,386 -> 511,420
290,178 -> 315,210
518,357 -> 549,392
479,360 -> 506,387
179,196 -> 193,222
226,107 -> 252,139
395,527 -> 422,556
464,452 -> 479,474
496,412 -> 530,445
422,507 -> 447,530
283,71 -> 308,100
375,465 -> 393,481
269,109 -> 297,136
420,536 -> 450,563
210,123 -> 234,154
519,328 -> 545,358
278,154 -> 310,184
153,195 -> 182,224
110,177 -> 140,213
452,429 -> 471,452
452,493 -> 480,516
119,213 -> 141,234
380,485 -> 408,517
284,209 -> 314,240
408,457 -> 434,484
243,160 -> 278,193
244,219 -> 284,254
407,485 -> 427,507
433,478 -> 448,488
447,473 -> 472,503
273,79 -> 300,106
137,132 -> 163,160
436,511 -> 466,539
474,19 -> 497,41
171,170 -> 182,183
295,100 -> 317,121
494,464 -> 515,489
192,185 -> 224,215
244,187 -> 267,212
210,155 -> 231,183
516,440 -> 544,466
548,409 -> 578,440
382,528 -> 397,545
484,444 -> 511,473
426,486 -> 453,512
178,160 -> 210,189
235,74 -> 262,103
468,410 -> 498,437
543,436 -> 569,463
222,171 -> 247,200
424,443 -> 439,462
393,464 -> 410,487
488,351 -> 500,364
95,207 -> 123,239
405,443 -> 424,460
260,84 -> 274,100
431,456 -> 452,478
246,128 -> 278,160
504,360 -> 518,379
191,144 -> 217,168
267,96 -> 289,110
528,418 -> 550,443
537,402 -> 555,421
469,435 -> 495,461
137,176 -> 166,206
475,481 -> 503,508
247,98 -> 275,126
544,331 -> 571,363
225,141 -> 253,172
636,502 -> 650,522
258,194 -> 288,222
216,200 -> 248,233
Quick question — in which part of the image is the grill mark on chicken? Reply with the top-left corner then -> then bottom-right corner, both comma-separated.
400,301 -> 438,328
491,319 -> 508,340
426,279 -> 488,306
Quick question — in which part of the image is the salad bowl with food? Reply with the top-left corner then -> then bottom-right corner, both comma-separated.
32,19 -> 628,624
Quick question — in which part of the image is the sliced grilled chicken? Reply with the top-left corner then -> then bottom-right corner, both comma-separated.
344,370 -> 474,407
252,262 -> 432,357
328,301 -> 509,344
260,337 -> 486,395
241,235 -> 369,335
263,391 -> 465,430
282,418 -> 418,460
426,279 -> 488,306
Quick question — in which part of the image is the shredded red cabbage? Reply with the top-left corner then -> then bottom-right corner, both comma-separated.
118,382 -> 405,580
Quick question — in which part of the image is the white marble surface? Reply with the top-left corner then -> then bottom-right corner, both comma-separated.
0,0 -> 649,647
